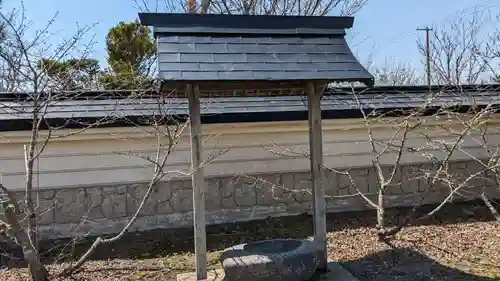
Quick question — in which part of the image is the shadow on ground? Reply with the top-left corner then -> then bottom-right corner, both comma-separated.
341,247 -> 499,281
40,199 -> 496,262
1,200 -> 498,269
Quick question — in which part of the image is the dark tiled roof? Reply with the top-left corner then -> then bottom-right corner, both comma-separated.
1,85 -> 499,122
156,35 -> 371,82
138,13 -> 373,85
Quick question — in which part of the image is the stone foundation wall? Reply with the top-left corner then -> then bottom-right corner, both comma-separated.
6,160 -> 500,239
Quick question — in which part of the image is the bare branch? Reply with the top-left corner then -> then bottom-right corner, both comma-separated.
417,9 -> 496,85
134,0 -> 369,16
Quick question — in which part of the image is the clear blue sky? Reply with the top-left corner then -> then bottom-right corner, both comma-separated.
2,0 -> 499,73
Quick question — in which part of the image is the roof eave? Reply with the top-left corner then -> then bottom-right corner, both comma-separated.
152,26 -> 347,36
159,77 -> 375,92
138,13 -> 355,35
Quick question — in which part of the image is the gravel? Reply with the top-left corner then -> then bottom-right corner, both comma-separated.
1,201 -> 499,281
328,221 -> 500,280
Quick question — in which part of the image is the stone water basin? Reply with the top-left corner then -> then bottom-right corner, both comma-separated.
219,239 -> 319,281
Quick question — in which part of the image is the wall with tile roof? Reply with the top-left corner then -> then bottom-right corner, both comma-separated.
2,117 -> 500,190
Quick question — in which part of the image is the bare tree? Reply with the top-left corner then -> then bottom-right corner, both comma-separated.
247,85 -> 500,243
479,12 -> 499,82
60,93 -> 187,275
365,57 -> 423,86
58,92 -> 231,275
346,86 -> 500,239
0,5 -> 112,281
418,9 -> 496,85
323,89 -> 440,241
238,89 -> 435,241
0,4 -> 230,279
333,86 -> 500,240
133,0 -> 368,16
420,87 -> 500,221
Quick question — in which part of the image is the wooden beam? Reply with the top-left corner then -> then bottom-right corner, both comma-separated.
187,84 -> 207,280
306,82 -> 327,271
161,79 -> 330,92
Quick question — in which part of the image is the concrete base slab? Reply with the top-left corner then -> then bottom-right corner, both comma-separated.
177,268 -> 226,281
176,261 -> 359,281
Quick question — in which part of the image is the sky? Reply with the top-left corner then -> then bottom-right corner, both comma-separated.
2,0 -> 499,75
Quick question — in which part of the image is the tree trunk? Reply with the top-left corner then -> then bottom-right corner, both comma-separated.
376,187 -> 386,241
1,185 -> 49,281
481,192 -> 500,221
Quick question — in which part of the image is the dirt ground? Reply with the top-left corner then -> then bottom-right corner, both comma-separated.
1,200 -> 499,281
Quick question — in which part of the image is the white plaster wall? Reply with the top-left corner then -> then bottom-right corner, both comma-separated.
1,117 -> 500,190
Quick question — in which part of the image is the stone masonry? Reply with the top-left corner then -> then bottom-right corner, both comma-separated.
6,160 -> 500,239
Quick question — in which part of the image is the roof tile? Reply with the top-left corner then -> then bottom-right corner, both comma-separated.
179,36 -> 212,43
195,43 -> 228,53
211,36 -> 243,43
245,53 -> 279,63
181,71 -> 219,80
157,34 -> 372,82
163,62 -> 201,71
160,43 -> 195,53
217,71 -> 254,79
3,87 -> 500,122
213,53 -> 247,63
158,36 -> 179,43
180,53 -> 215,63
160,71 -> 183,80
199,63 -> 235,71
158,53 -> 181,62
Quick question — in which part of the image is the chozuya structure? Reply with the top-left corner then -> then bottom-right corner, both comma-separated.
138,12 -> 373,279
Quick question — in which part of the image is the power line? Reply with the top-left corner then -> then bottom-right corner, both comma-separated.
396,0 -> 496,44
393,0 -> 497,42
353,0 -> 499,52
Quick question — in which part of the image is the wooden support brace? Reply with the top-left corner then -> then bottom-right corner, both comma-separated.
187,84 -> 207,280
306,82 -> 327,271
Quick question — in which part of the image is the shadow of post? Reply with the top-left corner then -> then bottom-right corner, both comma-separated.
340,247 -> 499,281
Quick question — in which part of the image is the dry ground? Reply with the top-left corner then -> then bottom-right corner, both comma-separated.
1,201 -> 499,281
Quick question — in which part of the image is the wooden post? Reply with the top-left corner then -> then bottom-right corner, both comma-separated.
187,84 -> 207,280
306,82 -> 327,271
